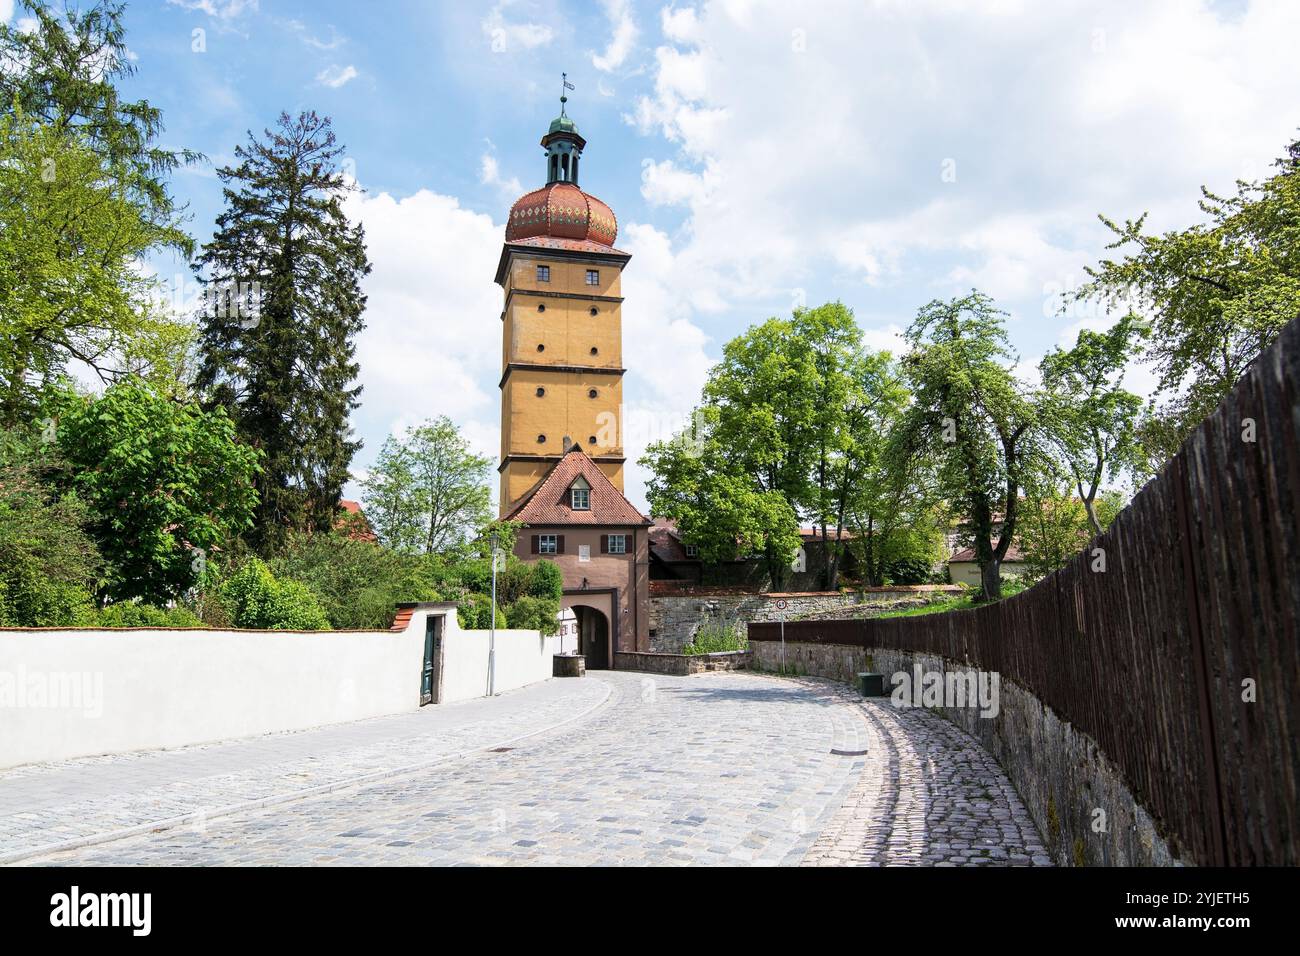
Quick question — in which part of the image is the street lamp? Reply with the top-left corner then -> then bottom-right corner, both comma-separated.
489,531 -> 503,696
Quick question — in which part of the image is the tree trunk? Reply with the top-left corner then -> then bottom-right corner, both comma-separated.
980,556 -> 1002,602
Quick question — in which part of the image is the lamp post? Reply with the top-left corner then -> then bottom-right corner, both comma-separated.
489,531 -> 501,696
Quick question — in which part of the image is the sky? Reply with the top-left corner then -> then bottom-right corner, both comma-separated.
6,0 -> 1299,510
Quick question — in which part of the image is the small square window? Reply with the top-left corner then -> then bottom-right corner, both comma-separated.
536,265 -> 550,282
571,487 -> 590,510
539,534 -> 558,555
685,544 -> 698,558
585,269 -> 599,286
607,534 -> 627,555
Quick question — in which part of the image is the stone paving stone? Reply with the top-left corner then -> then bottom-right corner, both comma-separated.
0,676 -> 610,859
798,680 -> 1051,867
10,671 -> 1049,867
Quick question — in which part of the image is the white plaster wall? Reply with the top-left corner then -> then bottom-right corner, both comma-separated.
0,606 -> 557,770
439,616 -> 561,705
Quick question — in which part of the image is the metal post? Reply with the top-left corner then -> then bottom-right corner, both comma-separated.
489,533 -> 499,696
777,598 -> 788,674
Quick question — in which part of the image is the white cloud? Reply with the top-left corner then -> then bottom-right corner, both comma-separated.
0,1 -> 13,25
342,187 -> 505,487
315,64 -> 358,89
661,5 -> 700,44
479,150 -> 522,197
639,156 -> 720,207
166,0 -> 258,19
282,19 -> 345,51
623,0 -> 1300,378
592,0 -> 638,72
481,4 -> 554,52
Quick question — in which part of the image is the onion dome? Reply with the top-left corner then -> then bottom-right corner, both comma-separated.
506,182 -> 618,247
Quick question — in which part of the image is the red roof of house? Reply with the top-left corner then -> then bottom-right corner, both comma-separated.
950,544 -> 1025,563
336,499 -> 377,542
506,449 -> 651,526
649,517 -> 695,562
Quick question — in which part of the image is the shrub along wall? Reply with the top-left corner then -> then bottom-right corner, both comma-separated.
751,314 -> 1300,867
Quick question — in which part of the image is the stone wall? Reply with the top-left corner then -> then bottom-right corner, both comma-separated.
648,586 -> 958,652
749,639 -> 1179,867
614,650 -> 751,676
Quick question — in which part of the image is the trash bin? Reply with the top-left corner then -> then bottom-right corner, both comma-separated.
858,672 -> 885,697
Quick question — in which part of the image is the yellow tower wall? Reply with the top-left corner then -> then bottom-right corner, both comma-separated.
497,250 -> 629,515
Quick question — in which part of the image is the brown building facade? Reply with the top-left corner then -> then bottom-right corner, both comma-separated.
497,102 -> 650,668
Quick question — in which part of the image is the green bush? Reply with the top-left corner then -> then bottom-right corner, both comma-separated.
0,562 -> 96,627
527,559 -> 563,599
0,429 -> 101,627
505,595 -> 561,635
684,617 -> 747,655
456,592 -> 503,630
884,556 -> 932,586
269,532 -> 442,629
219,559 -> 330,630
96,602 -> 203,628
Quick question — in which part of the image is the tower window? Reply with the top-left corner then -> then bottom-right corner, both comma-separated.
537,344 -> 545,352
588,435 -> 597,445
537,303 -> 546,312
585,270 -> 600,286
590,307 -> 598,316
535,387 -> 545,397
590,347 -> 598,355
537,434 -> 546,443
588,388 -> 598,399
536,265 -> 550,282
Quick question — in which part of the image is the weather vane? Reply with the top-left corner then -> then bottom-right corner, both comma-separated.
560,72 -> 575,116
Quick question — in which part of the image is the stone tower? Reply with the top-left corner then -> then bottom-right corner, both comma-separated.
495,101 -> 631,515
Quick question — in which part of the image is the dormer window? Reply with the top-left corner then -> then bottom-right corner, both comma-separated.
569,476 -> 591,511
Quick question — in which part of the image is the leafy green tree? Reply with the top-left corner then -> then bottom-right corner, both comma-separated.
0,0 -> 199,219
826,350 -> 925,588
1074,135 -> 1300,464
896,291 -> 1041,601
196,111 -> 370,552
360,416 -> 493,556
1039,316 -> 1145,534
0,113 -> 189,424
644,406 -> 803,589
268,532 -> 442,629
218,558 -> 329,630
0,429 -> 99,626
52,378 -> 261,604
1019,475 -> 1124,580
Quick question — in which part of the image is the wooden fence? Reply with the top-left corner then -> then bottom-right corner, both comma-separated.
750,315 -> 1300,866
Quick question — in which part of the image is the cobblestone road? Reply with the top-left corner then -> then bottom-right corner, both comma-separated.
8,671 -> 1049,866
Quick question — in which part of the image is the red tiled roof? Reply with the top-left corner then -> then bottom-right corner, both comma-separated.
649,517 -> 695,562
950,545 -> 1025,563
504,236 -> 628,256
336,499 -> 377,542
506,449 -> 651,526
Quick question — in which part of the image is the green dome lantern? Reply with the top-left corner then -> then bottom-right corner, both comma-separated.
540,73 -> 585,185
